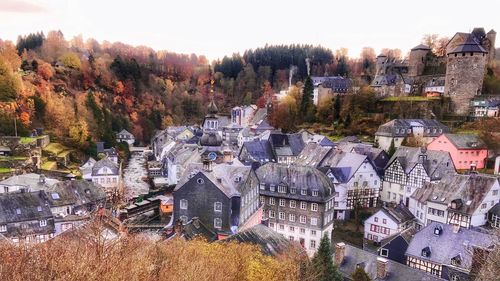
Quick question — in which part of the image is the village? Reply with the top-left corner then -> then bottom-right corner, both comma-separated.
0,25 -> 499,281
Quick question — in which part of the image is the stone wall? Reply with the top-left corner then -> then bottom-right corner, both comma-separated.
444,52 -> 487,115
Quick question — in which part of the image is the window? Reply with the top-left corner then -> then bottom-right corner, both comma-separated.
310,240 -> 316,249
260,183 -> 266,190
299,215 -> 306,224
214,218 -> 222,229
481,203 -> 487,209
270,184 -> 276,192
278,185 -> 286,193
301,189 -> 307,195
268,210 -> 275,218
311,203 -> 318,212
312,190 -> 319,197
382,219 -> 387,224
214,202 -> 222,212
16,208 -> 21,215
289,236 -> 294,241
180,215 -> 188,222
289,226 -> 295,232
374,217 -> 378,222
180,199 -> 188,210
493,190 -> 498,196
300,202 -> 307,210
197,178 -> 204,184
310,218 -> 318,226
37,206 -> 42,212
290,200 -> 296,208
300,228 -> 306,234
451,275 -> 459,281
279,199 -> 285,207
290,188 -> 296,194
279,224 -> 285,230
289,214 -> 296,222
311,230 -> 317,236
380,248 -> 389,257
0,225 -> 6,232
269,197 -> 275,205
39,220 -> 47,227
279,212 -> 285,220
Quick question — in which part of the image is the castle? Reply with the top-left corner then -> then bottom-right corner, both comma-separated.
372,27 -> 496,116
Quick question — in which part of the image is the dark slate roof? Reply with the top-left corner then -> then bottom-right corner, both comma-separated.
406,222 -> 495,271
91,157 -> 119,176
223,224 -> 296,256
489,202 -> 500,216
320,151 -> 369,181
239,140 -> 275,163
443,134 -> 487,150
167,218 -> 218,241
448,34 -> 487,54
380,226 -> 417,248
0,191 -> 53,224
336,243 -> 443,281
269,133 -> 305,157
381,205 -> 415,224
256,163 -> 335,198
411,44 -> 431,51
375,119 -> 449,137
47,180 -> 106,209
411,173 -> 499,216
319,137 -> 336,147
320,76 -> 352,93
372,74 -> 398,86
386,147 -> 455,180
336,142 -> 389,175
295,143 -> 333,167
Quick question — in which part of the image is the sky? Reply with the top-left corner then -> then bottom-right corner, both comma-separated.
0,0 -> 499,60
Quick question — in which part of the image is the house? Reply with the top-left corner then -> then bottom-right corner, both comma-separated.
79,157 -> 96,181
173,163 -> 251,235
424,77 -> 446,96
151,126 -> 196,160
166,143 -> 201,185
294,142 -> 333,167
253,163 -> 336,255
364,204 -> 415,243
269,133 -> 305,164
320,151 -> 382,219
427,134 -> 488,170
487,202 -> 500,228
0,146 -> 12,156
405,222 -> 495,280
312,76 -> 351,105
469,98 -> 500,118
375,119 -> 450,151
410,173 -> 500,228
222,123 -> 243,146
381,147 -> 455,207
222,224 -> 298,256
335,142 -> 390,176
238,140 -> 275,164
231,105 -> 257,127
0,191 -> 55,244
96,142 -> 119,164
91,157 -> 120,191
334,242 -> 443,281
115,129 -> 135,145
0,173 -> 59,194
376,227 -> 417,264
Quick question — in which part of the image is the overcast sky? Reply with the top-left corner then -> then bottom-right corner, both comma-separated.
0,0 -> 498,60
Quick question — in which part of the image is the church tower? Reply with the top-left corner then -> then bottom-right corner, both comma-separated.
444,35 -> 488,115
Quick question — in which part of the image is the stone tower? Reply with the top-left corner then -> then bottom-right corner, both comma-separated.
486,29 -> 496,63
444,35 -> 488,115
375,54 -> 388,75
408,44 -> 431,77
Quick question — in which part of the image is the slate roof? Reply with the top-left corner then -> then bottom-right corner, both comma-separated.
0,146 -> 11,152
372,74 -> 398,86
321,151 -> 369,181
116,129 -> 134,138
239,140 -> 275,163
489,202 -> 500,216
250,108 -> 268,125
91,157 -> 119,176
46,180 -> 106,210
175,163 -> 251,198
381,204 -> 415,224
379,226 -> 417,248
448,34 -> 487,54
256,163 -> 334,198
411,44 -> 431,51
336,142 -> 389,175
167,143 -> 201,166
0,173 -> 59,190
295,142 -> 333,167
180,218 -> 217,241
406,222 -> 495,271
386,146 -> 455,180
336,243 -> 443,281
0,191 -> 53,224
443,134 -> 487,150
269,133 -> 305,157
320,76 -> 352,93
411,173 -> 499,216
375,119 -> 449,138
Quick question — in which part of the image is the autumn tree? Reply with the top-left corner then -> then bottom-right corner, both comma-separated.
0,60 -> 21,101
37,62 -> 53,80
41,30 -> 68,62
59,52 -> 81,69
69,120 -> 89,146
311,234 -> 343,281
351,267 -> 371,281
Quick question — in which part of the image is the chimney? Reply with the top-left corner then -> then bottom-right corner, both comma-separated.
377,257 -> 388,279
223,150 -> 233,163
334,242 -> 346,265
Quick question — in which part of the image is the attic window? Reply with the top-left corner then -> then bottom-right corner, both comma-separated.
451,255 -> 462,266
434,225 -> 443,236
16,208 -> 21,215
37,206 -> 42,212
51,193 -> 60,200
422,247 -> 431,258
197,178 -> 204,184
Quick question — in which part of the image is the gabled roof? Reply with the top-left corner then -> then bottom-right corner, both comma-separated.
0,191 -> 53,224
442,134 -> 487,150
412,173 -> 499,215
117,129 -> 134,137
223,224 -> 297,256
448,34 -> 487,54
269,133 -> 305,157
91,157 -> 119,176
239,140 -> 275,163
406,222 -> 495,271
0,173 -> 59,190
320,151 -> 370,181
380,204 -> 415,224
375,119 -> 449,137
411,44 -> 431,51
294,143 -> 332,167
46,180 -> 106,209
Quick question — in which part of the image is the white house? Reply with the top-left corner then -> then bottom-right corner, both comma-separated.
116,129 -> 135,145
231,105 -> 257,127
79,157 -> 96,181
364,204 -> 415,242
91,157 -> 120,191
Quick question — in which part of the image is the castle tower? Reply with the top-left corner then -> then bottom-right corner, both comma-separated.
444,35 -> 488,115
486,29 -> 496,63
408,44 -> 430,77
375,54 -> 388,75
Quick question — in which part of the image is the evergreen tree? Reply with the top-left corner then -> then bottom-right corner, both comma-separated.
333,96 -> 341,122
387,138 -> 396,157
301,76 -> 314,117
311,234 -> 343,281
351,267 -> 371,281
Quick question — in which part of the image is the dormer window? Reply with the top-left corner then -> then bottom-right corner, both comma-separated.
260,183 -> 266,190
421,246 -> 431,258
270,184 -> 276,192
451,254 -> 462,266
301,189 -> 307,196
312,190 -> 319,197
278,184 -> 287,193
433,225 -> 443,236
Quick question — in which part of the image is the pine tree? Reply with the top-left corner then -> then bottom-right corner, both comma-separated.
387,138 -> 396,157
351,267 -> 372,281
301,76 -> 314,116
333,96 -> 341,122
311,234 -> 343,281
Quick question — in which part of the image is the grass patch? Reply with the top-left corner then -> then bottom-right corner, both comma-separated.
0,168 -> 13,174
0,156 -> 28,161
43,143 -> 68,155
20,137 -> 36,144
41,161 -> 57,170
382,96 -> 441,102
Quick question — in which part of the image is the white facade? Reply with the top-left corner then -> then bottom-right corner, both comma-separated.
92,166 -> 119,190
364,210 -> 400,242
231,105 -> 257,127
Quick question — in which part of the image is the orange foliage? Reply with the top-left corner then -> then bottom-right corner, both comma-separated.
114,81 -> 124,95
19,111 -> 31,126
37,62 -> 54,80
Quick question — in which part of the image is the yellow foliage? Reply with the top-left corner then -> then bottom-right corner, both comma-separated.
59,52 -> 82,70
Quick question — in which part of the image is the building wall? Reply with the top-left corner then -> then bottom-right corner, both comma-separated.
375,136 -> 404,152
444,52 -> 487,115
427,135 -> 487,169
408,49 -> 429,77
364,210 -> 399,242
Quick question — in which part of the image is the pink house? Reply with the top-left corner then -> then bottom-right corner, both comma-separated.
427,134 -> 488,170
